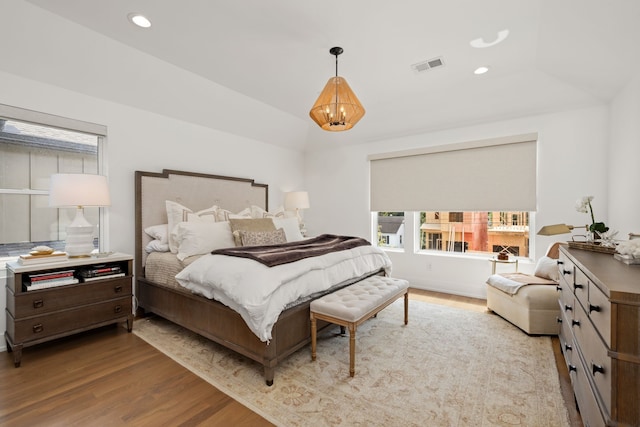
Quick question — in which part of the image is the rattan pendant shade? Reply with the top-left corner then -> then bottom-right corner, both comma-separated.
309,47 -> 365,131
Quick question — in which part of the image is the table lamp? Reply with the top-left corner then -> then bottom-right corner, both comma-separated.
284,191 -> 310,233
49,173 -> 111,257
537,223 -> 587,236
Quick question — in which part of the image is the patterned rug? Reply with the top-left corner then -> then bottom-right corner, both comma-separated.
133,300 -> 570,427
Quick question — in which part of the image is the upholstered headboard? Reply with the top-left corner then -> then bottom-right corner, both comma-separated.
134,169 -> 268,278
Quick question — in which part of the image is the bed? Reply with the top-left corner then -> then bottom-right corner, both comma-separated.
134,169 -> 390,385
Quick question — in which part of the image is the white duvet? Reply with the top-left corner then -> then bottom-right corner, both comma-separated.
175,245 -> 392,342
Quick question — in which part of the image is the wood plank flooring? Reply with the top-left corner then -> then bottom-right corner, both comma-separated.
0,289 -> 582,426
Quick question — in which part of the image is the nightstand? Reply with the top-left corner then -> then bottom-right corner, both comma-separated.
5,253 -> 133,367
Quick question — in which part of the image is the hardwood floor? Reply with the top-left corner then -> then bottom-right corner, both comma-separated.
0,289 -> 582,426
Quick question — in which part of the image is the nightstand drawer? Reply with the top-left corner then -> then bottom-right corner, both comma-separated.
7,297 -> 132,343
9,277 -> 132,317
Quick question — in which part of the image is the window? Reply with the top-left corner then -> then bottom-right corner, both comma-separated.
375,212 -> 405,249
419,211 -> 529,257
0,106 -> 106,258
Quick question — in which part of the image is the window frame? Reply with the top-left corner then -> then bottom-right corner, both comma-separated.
0,104 -> 109,262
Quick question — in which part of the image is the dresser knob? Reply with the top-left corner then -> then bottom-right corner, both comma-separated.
33,299 -> 44,309
573,283 -> 584,290
32,323 -> 44,333
562,269 -> 572,275
564,343 -> 572,352
557,317 -> 562,324
564,304 -> 572,312
114,285 -> 123,293
592,363 -> 605,376
114,305 -> 122,313
556,285 -> 562,292
571,319 -> 581,327
589,304 -> 601,313
569,365 -> 577,372
557,260 -> 564,265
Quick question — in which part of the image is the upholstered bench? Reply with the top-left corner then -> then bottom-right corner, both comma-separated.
485,242 -> 561,335
310,275 -> 409,377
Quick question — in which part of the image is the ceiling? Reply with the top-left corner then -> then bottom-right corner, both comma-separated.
23,0 -> 640,151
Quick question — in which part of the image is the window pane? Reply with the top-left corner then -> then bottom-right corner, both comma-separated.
419,211 -> 529,257
0,117 -> 100,257
375,212 -> 405,249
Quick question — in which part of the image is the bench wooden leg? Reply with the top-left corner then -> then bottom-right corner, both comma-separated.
404,292 -> 409,325
348,323 -> 356,377
311,315 -> 317,361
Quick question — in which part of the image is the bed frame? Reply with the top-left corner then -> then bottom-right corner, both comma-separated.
134,169 -> 338,386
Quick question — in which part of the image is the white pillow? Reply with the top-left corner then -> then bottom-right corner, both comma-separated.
166,201 -> 219,253
215,207 -> 252,222
273,217 -> 304,242
145,240 -> 170,253
173,221 -> 235,261
251,205 -> 285,219
144,224 -> 169,244
534,256 -> 559,281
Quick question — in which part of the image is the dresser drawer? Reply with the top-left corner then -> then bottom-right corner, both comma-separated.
8,297 -> 132,343
558,302 -> 576,375
572,303 -> 612,416
587,283 -> 611,348
573,267 -> 589,311
574,353 -> 606,427
10,277 -> 132,317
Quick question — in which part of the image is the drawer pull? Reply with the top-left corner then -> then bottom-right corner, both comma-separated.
33,299 -> 44,309
589,304 -> 601,313
114,305 -> 122,313
573,283 -> 584,290
564,343 -> 572,352
564,304 -> 572,312
114,285 -> 123,293
556,317 -> 562,324
569,365 -> 577,373
592,363 -> 605,376
32,324 -> 44,333
562,269 -> 572,276
571,319 -> 581,327
557,260 -> 564,265
556,285 -> 562,292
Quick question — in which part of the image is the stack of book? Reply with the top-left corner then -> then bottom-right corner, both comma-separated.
18,251 -> 68,265
25,270 -> 79,291
78,264 -> 125,282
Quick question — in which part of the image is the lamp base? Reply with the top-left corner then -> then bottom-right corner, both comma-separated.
64,207 -> 96,258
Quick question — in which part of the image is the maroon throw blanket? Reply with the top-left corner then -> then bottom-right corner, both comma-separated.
211,234 -> 371,267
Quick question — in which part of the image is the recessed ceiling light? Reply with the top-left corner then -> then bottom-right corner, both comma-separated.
474,66 -> 489,75
128,13 -> 151,28
470,29 -> 509,49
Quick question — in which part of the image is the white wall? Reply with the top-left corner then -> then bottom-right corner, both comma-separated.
304,106 -> 611,299
609,73 -> 640,237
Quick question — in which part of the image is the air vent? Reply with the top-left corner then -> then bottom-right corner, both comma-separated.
411,56 -> 445,73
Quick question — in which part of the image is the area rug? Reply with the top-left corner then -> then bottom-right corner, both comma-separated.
133,300 -> 570,427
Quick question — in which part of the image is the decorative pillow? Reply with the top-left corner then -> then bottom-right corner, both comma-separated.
166,201 -> 218,253
228,218 -> 277,246
534,256 -> 559,281
238,228 -> 287,247
215,207 -> 252,222
144,224 -> 169,244
172,221 -> 235,261
250,205 -> 285,219
272,217 -> 304,242
145,239 -> 170,253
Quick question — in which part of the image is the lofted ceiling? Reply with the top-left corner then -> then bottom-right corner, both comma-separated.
22,0 -> 640,151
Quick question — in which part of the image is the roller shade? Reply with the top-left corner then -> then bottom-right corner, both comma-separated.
369,134 -> 537,212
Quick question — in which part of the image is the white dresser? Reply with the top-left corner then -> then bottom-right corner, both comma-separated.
557,245 -> 640,427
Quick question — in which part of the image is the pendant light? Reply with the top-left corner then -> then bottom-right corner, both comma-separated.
309,47 -> 365,131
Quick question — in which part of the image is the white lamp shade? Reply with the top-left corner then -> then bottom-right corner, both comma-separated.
284,191 -> 310,210
49,173 -> 111,207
